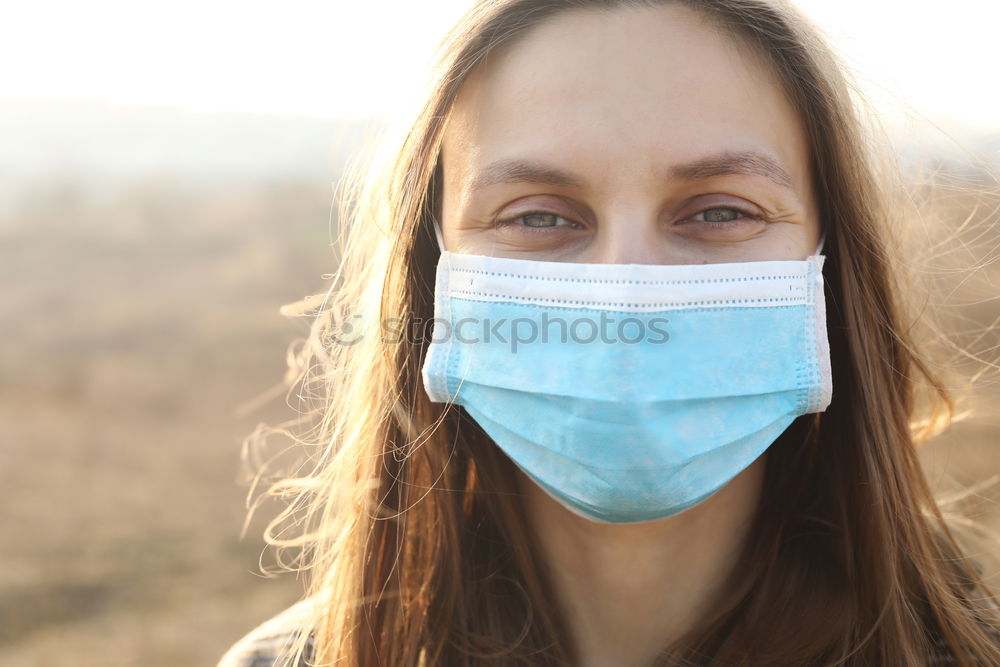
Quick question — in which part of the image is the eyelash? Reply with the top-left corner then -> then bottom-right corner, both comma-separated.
495,212 -> 581,231
495,206 -> 763,231
688,206 -> 764,227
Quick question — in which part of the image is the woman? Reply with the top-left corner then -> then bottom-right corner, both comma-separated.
220,0 -> 1000,665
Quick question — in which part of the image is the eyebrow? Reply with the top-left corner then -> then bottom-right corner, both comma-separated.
468,150 -> 795,192
672,150 -> 794,189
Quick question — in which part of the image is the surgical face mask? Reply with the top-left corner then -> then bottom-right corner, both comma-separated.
421,220 -> 832,524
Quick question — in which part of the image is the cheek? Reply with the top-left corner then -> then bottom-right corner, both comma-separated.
797,188 -> 823,254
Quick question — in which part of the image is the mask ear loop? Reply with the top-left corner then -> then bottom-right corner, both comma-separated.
814,229 -> 827,255
432,216 -> 446,253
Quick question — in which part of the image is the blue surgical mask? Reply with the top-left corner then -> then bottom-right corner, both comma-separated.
421,220 -> 832,524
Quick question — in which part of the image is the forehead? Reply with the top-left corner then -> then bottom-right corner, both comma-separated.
441,4 -> 811,200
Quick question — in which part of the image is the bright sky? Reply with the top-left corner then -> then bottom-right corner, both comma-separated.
2,0 -> 997,131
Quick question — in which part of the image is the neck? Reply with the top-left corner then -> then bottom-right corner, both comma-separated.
518,456 -> 766,667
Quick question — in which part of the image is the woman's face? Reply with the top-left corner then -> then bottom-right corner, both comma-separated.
439,4 -> 821,265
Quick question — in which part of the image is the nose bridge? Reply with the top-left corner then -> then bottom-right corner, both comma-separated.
586,204 -> 669,265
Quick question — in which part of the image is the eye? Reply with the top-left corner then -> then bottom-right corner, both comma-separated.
495,211 -> 580,231
688,207 -> 761,225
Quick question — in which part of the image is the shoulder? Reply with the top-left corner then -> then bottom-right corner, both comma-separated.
217,597 -> 317,667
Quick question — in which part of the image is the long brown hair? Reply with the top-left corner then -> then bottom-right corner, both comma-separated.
247,1 -> 1000,664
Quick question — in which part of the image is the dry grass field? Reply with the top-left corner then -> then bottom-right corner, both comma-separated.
1,178 -> 332,666
1,165 -> 997,666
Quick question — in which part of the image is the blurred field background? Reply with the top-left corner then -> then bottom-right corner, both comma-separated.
1,100 -> 999,667
0,99 -> 377,665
